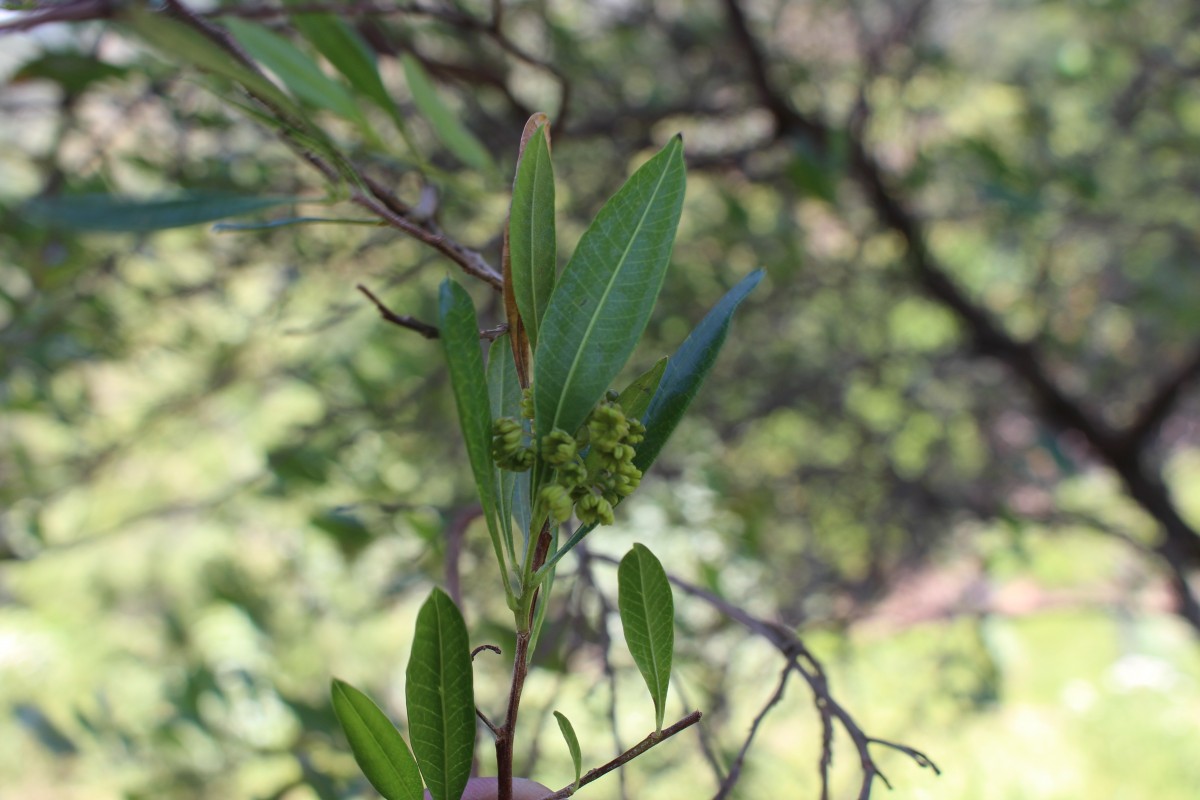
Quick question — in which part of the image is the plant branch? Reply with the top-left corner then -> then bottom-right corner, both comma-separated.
540,710 -> 704,800
713,664 -> 791,800
356,284 -> 441,338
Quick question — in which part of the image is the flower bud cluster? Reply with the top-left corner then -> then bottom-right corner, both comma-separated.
495,387 -> 647,527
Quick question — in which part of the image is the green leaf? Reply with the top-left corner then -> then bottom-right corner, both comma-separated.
618,356 -> 668,423
122,7 -> 303,120
289,12 -> 388,110
509,125 -> 557,349
213,215 -> 378,232
121,7 -> 348,174
23,193 -> 303,232
635,269 -> 764,473
618,543 -> 675,731
438,281 -> 511,595
402,54 -> 493,172
534,136 -> 686,439
487,334 -> 522,569
331,679 -> 424,800
553,711 -> 583,790
406,589 -> 475,800
223,19 -> 361,121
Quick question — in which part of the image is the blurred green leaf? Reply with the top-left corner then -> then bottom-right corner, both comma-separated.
509,124 -> 557,349
122,7 -> 302,120
405,589 -> 475,800
553,710 -> 582,790
14,51 -> 127,94
636,269 -> 764,473
618,543 -> 674,731
401,54 -> 493,171
534,136 -> 686,439
223,19 -> 362,122
23,193 -> 303,232
331,679 -> 423,800
310,508 -> 372,560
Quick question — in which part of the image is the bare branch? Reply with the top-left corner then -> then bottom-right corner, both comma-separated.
713,664 -> 792,800
357,284 -> 440,339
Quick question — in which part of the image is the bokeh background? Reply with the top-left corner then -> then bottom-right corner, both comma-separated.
2,0 -> 1200,798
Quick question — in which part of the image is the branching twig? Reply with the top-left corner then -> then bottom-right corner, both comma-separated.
539,710 -> 704,800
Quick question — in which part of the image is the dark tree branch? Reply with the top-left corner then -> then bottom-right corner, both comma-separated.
712,664 -> 791,800
719,0 -> 1200,612
1122,341 -> 1200,452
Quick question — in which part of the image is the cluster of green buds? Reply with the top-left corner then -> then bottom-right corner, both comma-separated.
494,388 -> 646,527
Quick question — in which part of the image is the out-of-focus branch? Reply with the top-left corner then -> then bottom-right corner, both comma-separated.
1122,341 -> 1200,451
719,0 -> 1200,620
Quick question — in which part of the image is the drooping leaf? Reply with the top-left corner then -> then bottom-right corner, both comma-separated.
508,124 -> 557,349
223,19 -> 362,121
23,193 -> 303,232
534,136 -> 686,439
553,711 -> 583,790
331,679 -> 424,800
405,589 -> 476,800
635,269 -> 764,473
487,334 -> 523,569
402,54 -> 493,172
618,543 -> 675,731
438,280 -> 510,594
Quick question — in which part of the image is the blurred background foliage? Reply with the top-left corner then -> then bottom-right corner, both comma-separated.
2,0 -> 1200,797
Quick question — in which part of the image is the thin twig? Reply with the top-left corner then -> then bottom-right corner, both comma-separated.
357,284 -> 441,339
540,711 -> 704,800
713,664 -> 792,799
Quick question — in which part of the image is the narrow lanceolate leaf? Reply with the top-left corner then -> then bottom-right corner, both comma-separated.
618,543 -> 675,731
223,19 -> 362,122
534,136 -> 686,439
402,54 -> 493,172
24,193 -> 302,232
406,589 -> 476,800
438,281 -> 510,593
508,124 -> 557,350
487,335 -> 523,569
635,269 -> 764,474
330,679 -> 423,800
553,711 -> 583,790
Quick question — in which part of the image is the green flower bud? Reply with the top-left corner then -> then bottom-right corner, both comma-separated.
555,457 -> 588,489
520,386 -> 535,420
541,428 -> 578,466
539,484 -> 573,523
627,418 -> 646,445
577,492 -> 615,526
